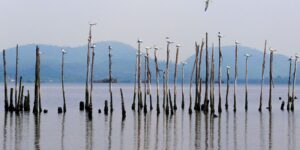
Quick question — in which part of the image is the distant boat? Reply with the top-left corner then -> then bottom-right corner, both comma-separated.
94,78 -> 118,83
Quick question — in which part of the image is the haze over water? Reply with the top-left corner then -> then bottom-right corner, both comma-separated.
0,83 -> 299,150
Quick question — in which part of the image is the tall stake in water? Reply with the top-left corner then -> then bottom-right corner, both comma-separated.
108,46 -> 113,113
233,40 -> 240,112
3,49 -> 9,111
15,45 -> 19,111
137,39 -> 143,111
287,57 -> 293,110
85,23 -> 96,110
204,32 -> 209,113
189,43 -> 199,114
291,54 -> 299,111
143,52 -> 148,114
89,44 -> 96,112
145,47 -> 153,110
33,46 -> 40,114
181,61 -> 187,109
61,49 -> 67,113
154,47 -> 160,114
165,37 -> 174,115
268,48 -> 276,111
196,40 -> 204,110
132,53 -> 138,110
244,54 -> 251,111
194,42 -> 200,111
225,66 -> 231,110
210,44 -> 215,114
173,44 -> 180,110
258,40 -> 267,112
217,32 -> 223,113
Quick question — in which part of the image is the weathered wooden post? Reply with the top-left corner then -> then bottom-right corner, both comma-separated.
137,39 -> 143,111
287,57 -> 293,110
104,100 -> 108,115
85,23 -> 96,110
189,43 -> 199,114
15,45 -> 19,111
3,49 -> 9,111
225,66 -> 231,110
196,40 -> 204,110
162,70 -> 166,110
233,41 -> 240,112
181,61 -> 187,109
88,44 -> 96,113
210,44 -> 215,114
204,32 -> 210,113
258,40 -> 267,112
217,32 -> 223,113
268,48 -> 276,111
154,47 -> 160,114
19,85 -> 24,111
143,54 -> 148,114
173,44 -> 180,110
38,50 -> 42,113
244,54 -> 251,111
61,49 -> 67,113
24,90 -> 30,111
165,37 -> 173,115
16,76 -> 23,111
33,46 -> 40,114
194,43 -> 200,110
145,47 -> 153,110
168,89 -> 174,115
9,88 -> 14,112
291,54 -> 299,111
108,46 -> 113,113
120,88 -> 126,121
132,53 -> 138,110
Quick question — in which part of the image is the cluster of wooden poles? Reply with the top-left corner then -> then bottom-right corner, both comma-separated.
2,29 -> 299,120
130,33 -> 299,117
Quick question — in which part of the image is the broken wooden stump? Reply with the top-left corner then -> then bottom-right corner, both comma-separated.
8,88 -> 14,112
120,88 -> 126,121
79,101 -> 84,111
104,100 -> 108,115
58,107 -> 63,113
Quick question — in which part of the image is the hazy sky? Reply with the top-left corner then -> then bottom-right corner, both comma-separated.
0,0 -> 299,60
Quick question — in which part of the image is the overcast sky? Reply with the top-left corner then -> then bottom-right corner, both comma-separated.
0,0 -> 299,60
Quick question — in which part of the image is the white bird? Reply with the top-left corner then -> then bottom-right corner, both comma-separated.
166,37 -> 174,44
218,32 -> 224,38
91,44 -> 96,49
295,53 -> 299,59
235,40 -> 240,45
61,49 -> 67,54
39,51 -> 43,55
288,56 -> 293,61
137,39 -> 143,43
176,44 -> 181,48
226,66 -> 231,69
244,53 -> 251,57
205,0 -> 212,12
181,61 -> 187,65
269,47 -> 276,52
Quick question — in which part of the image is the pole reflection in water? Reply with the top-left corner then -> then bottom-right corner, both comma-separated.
210,114 -> 215,150
3,112 -> 8,150
154,113 -> 159,150
244,112 -> 248,150
205,114 -> 208,150
34,114 -> 41,150
218,113 -> 222,150
173,113 -> 177,150
194,112 -> 201,149
268,112 -> 272,150
120,117 -> 125,150
85,114 -> 93,150
226,111 -> 229,150
233,113 -> 237,150
60,114 -> 65,150
259,112 -> 265,150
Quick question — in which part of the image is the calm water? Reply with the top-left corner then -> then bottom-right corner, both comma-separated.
0,83 -> 299,150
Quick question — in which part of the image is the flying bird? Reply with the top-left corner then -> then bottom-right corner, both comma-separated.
205,0 -> 212,12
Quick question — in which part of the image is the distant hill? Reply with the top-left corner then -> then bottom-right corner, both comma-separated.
0,42 -> 299,83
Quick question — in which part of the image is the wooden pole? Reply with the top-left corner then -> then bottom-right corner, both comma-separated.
268,48 -> 275,111
143,55 -> 148,114
194,43 -> 200,110
38,49 -> 42,113
189,43 -> 199,114
16,76 -> 22,111
85,24 -> 94,110
137,39 -> 143,111
173,44 -> 180,110
204,33 -> 209,113
210,44 -> 215,114
19,85 -> 24,111
163,71 -> 166,110
287,57 -> 293,110
132,53 -> 138,110
258,40 -> 267,112
15,44 -> 19,111
24,90 -> 30,111
291,55 -> 299,111
225,66 -> 230,110
154,48 -> 160,114
244,54 -> 250,111
120,88 -> 126,121
217,33 -> 223,113
146,47 -> 153,110
181,62 -> 186,109
233,41 -> 239,112
108,46 -> 113,113
89,45 -> 96,112
197,40 -> 204,110
33,46 -> 40,114
61,49 -> 67,113
165,38 -> 173,115
3,49 -> 9,111
9,88 -> 14,112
